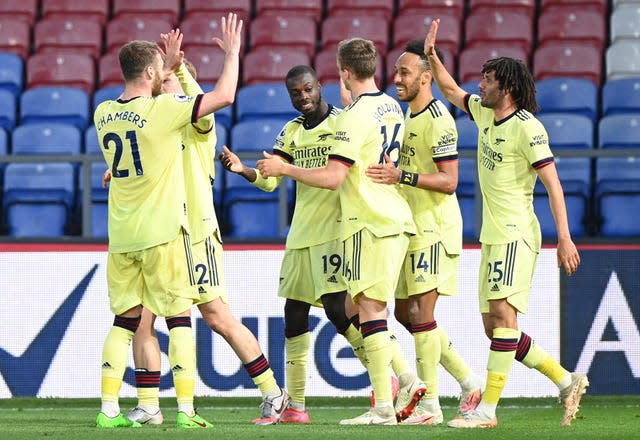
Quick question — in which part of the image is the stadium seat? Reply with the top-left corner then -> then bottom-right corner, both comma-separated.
602,77 -> 640,116
0,90 -> 16,132
0,127 -> 7,154
20,87 -> 90,130
598,114 -> 640,149
243,48 -> 310,85
469,0 -> 536,18
112,0 -> 180,25
455,81 -> 481,117
540,0 -> 608,14
398,0 -> 464,19
180,16 -> 247,56
3,162 -> 75,237
34,17 -> 103,59
392,13 -> 461,56
182,46 -> 227,86
183,0 -> 252,24
606,40 -> 640,81
12,123 -> 82,156
93,86 -> 124,112
321,15 -> 390,56
231,118 -> 291,153
255,0 -> 323,23
249,15 -> 317,57
465,10 -> 533,54
596,157 -> 640,236
322,82 -> 345,109
27,53 -> 96,95
538,9 -> 606,51
327,0 -> 395,18
457,157 -> 478,238
0,19 -> 31,60
106,16 -> 172,54
236,83 -> 298,122
536,78 -> 599,121
227,200 -> 282,238
76,162 -> 109,237
0,0 -> 38,24
315,48 -> 384,89
457,46 -> 529,83
0,52 -> 24,98
85,126 -> 100,154
610,5 -> 640,44
41,0 -> 110,25
98,53 -> 124,89
537,113 -> 594,150
534,157 -> 591,238
456,117 -> 479,150
533,44 -> 602,87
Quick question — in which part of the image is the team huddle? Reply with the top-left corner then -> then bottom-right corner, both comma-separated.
94,13 -> 589,429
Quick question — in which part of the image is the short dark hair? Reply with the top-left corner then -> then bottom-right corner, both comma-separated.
119,40 -> 161,81
285,65 -> 318,83
337,38 -> 377,80
482,57 -> 539,113
404,40 -> 445,71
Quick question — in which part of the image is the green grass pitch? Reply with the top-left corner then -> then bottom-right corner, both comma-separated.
0,396 -> 638,440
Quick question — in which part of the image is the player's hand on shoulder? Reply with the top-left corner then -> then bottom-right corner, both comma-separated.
557,237 -> 580,276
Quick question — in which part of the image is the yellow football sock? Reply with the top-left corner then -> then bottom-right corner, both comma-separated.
536,354 -> 569,386
285,332 -> 310,405
249,359 -> 279,397
518,333 -> 568,386
389,332 -> 411,377
364,330 -> 393,404
344,324 -> 367,366
414,329 -> 440,399
482,327 -> 519,405
437,326 -> 471,383
169,326 -> 196,408
101,326 -> 134,402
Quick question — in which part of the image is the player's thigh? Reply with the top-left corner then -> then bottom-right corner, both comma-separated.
193,234 -> 228,306
140,231 -> 200,317
278,247 -> 322,307
396,242 -> 459,299
107,251 -> 144,315
478,240 -> 538,314
343,229 -> 409,303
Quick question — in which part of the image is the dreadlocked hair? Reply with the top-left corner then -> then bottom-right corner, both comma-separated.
482,57 -> 539,113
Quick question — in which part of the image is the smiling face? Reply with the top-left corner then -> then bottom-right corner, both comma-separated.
286,72 -> 322,116
393,51 -> 425,103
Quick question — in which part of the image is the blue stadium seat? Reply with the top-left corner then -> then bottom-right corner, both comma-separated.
93,85 -> 124,111
20,87 -> 90,129
536,78 -> 598,121
3,162 -> 75,237
201,83 -> 233,130
236,83 -> 298,122
533,157 -> 591,237
0,52 -> 24,98
12,123 -> 82,155
322,82 -> 344,109
602,77 -> 640,116
77,162 -> 109,237
227,200 -> 282,238
85,126 -> 100,154
455,117 -> 478,150
0,128 -> 7,177
455,81 -> 480,117
0,89 -> 16,132
231,118 -> 291,154
537,113 -> 594,149
457,157 -> 478,238
598,114 -> 640,148
596,157 -> 640,236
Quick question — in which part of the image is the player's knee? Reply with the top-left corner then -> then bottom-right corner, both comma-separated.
284,299 -> 310,337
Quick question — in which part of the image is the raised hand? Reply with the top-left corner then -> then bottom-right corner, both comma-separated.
218,145 -> 243,173
424,18 -> 440,57
213,13 -> 243,56
160,28 -> 184,72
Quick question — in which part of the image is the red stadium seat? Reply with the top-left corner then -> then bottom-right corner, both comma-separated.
27,53 -> 96,94
243,47 -> 311,85
327,0 -> 395,18
314,48 -> 384,89
534,44 -> 602,87
183,0 -> 252,25
386,46 -> 455,87
398,0 -> 465,19
465,10 -> 533,54
541,0 -> 608,14
179,16 -> 247,56
458,46 -> 529,83
537,9 -> 606,51
322,15 -> 390,56
255,0 -> 323,23
0,0 -> 38,25
34,17 -> 103,60
41,0 -> 110,25
112,0 -> 181,26
469,0 -> 536,19
393,13 -> 461,55
98,53 -> 124,89
249,15 -> 317,57
0,19 -> 31,60
183,46 -> 228,84
106,16 -> 173,54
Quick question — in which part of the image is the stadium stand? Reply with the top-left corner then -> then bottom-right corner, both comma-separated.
0,0 -> 38,25
33,17 -> 103,59
538,9 -> 606,52
536,78 -> 599,121
231,118 -> 291,153
468,0 -> 536,18
41,0 -> 110,25
27,53 -> 96,95
20,87 -> 90,130
326,0 -> 395,18
538,113 -> 594,150
0,52 -> 24,98
606,40 -> 640,81
596,157 -> 640,236
464,10 -> 534,54
321,15 -> 390,56
236,83 -> 298,122
12,123 -> 82,156
255,0 -> 323,23
105,16 -> 172,54
458,46 -> 529,83
598,114 -> 640,149
398,0 -> 465,20
111,0 -> 181,26
602,77 -> 640,116
315,47 -> 384,88
0,90 -> 17,133
610,4 -> 640,44
533,43 -> 602,87
249,15 -> 317,57
393,13 -> 461,56
243,47 -> 311,85
0,19 -> 31,60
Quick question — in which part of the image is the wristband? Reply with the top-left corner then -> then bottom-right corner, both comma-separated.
399,170 -> 419,186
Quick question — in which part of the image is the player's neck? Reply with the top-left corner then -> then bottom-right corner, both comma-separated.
493,97 -> 518,121
408,89 -> 434,114
121,82 -> 152,100
350,78 -> 379,99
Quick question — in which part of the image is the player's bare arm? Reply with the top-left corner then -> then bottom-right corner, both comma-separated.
366,153 -> 458,194
536,162 -> 581,276
257,151 -> 349,190
198,13 -> 243,117
218,145 -> 258,182
424,19 -> 467,112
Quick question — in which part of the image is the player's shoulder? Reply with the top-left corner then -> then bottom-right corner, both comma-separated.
514,109 -> 547,133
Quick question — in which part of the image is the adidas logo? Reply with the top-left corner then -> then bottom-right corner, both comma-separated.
415,274 -> 426,283
101,362 -> 112,369
172,365 -> 184,372
198,286 -> 206,294
327,275 -> 338,283
491,283 -> 500,292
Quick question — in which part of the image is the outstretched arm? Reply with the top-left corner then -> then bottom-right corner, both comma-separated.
424,19 -> 468,112
218,146 -> 280,191
257,151 -> 349,190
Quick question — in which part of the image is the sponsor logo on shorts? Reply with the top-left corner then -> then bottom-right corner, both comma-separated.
491,283 -> 500,292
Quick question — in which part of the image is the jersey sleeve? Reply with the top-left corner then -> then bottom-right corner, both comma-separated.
328,109 -> 358,166
520,119 -> 554,169
155,93 -> 204,132
175,63 -> 214,135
